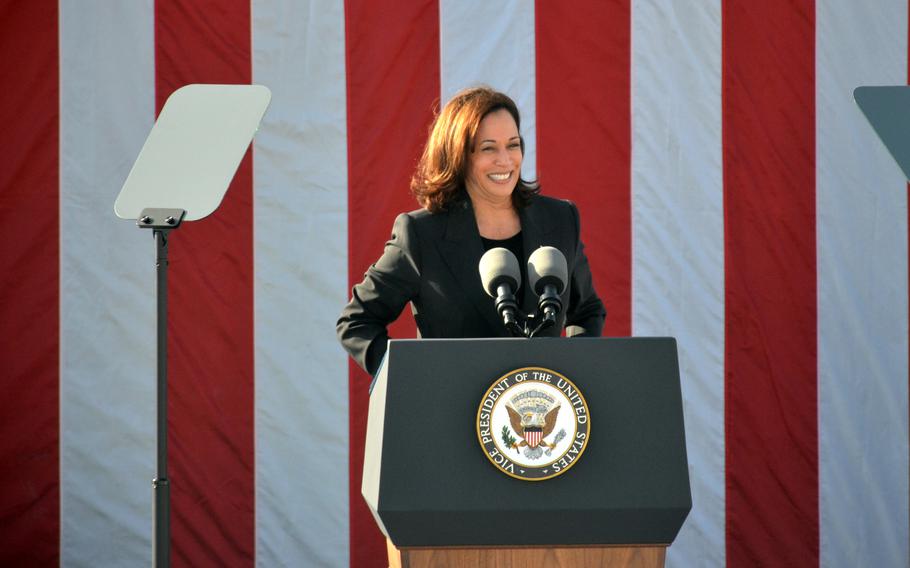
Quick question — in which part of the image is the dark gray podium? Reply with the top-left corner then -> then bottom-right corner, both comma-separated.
362,337 -> 691,567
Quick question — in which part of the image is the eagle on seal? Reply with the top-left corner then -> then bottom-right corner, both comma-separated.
506,403 -> 561,451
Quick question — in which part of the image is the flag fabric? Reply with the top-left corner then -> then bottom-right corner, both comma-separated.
1,1 -> 908,566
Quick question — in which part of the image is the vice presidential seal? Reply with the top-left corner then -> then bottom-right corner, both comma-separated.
476,367 -> 590,481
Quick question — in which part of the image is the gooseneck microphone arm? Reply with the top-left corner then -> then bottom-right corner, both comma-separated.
533,283 -> 562,334
495,282 -> 521,331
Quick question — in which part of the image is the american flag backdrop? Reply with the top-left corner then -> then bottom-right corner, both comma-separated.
1,1 -> 908,566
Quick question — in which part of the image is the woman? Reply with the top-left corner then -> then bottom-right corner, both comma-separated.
337,87 -> 605,376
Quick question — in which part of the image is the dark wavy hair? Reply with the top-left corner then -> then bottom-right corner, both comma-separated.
410,86 -> 540,213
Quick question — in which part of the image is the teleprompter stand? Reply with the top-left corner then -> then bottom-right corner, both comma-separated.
138,208 -> 185,568
115,84 -> 271,567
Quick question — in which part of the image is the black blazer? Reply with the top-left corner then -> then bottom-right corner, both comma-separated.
337,195 -> 606,375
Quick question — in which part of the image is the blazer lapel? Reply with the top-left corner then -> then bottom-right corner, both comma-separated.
435,199 -> 506,333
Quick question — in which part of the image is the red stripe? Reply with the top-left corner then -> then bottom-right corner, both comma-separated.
723,1 -> 818,565
536,0 -> 632,337
0,2 -> 59,564
155,2 -> 255,565
344,1 -> 439,565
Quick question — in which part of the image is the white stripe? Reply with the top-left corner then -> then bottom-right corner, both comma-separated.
631,2 -> 725,566
817,2 -> 910,566
439,0 -> 537,179
59,2 -> 155,565
251,1 -> 350,565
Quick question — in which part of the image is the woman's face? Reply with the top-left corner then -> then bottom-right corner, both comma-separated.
465,109 -> 523,206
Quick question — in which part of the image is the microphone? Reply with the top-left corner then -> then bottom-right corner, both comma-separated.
528,246 -> 568,325
479,247 -> 522,333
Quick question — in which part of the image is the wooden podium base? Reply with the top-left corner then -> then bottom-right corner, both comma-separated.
387,539 -> 666,568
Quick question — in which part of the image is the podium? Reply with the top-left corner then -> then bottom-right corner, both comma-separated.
363,337 -> 691,567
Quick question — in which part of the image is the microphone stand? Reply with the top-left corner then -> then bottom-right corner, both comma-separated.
527,314 -> 556,338
502,306 -> 558,338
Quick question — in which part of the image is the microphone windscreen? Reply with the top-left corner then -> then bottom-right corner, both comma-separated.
479,247 -> 521,297
528,246 -> 568,295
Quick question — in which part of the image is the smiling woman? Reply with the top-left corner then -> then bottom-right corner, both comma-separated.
336,86 -> 605,376
410,87 -> 538,213
466,109 -> 524,239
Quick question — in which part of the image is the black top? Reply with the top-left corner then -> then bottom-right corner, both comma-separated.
480,230 -> 525,307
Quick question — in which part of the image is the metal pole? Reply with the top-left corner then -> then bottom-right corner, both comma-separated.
153,229 -> 170,568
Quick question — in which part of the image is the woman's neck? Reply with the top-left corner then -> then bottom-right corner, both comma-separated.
472,196 -> 520,240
